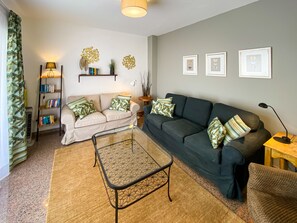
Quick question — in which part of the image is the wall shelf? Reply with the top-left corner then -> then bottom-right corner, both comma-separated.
78,74 -> 118,82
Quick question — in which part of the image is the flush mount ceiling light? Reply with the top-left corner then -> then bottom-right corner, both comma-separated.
121,0 -> 147,18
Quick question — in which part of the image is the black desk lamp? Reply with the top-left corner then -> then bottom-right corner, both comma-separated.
258,103 -> 291,144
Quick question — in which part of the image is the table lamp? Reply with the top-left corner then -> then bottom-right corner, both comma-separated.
46,62 -> 56,77
258,102 -> 291,144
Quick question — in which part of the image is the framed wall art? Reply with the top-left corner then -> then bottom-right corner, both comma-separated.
205,52 -> 226,77
239,47 -> 271,79
183,55 -> 198,75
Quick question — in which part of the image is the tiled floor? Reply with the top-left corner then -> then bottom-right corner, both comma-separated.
0,119 -> 144,223
0,132 -> 63,223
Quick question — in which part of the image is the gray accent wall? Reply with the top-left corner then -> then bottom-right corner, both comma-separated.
156,0 -> 297,135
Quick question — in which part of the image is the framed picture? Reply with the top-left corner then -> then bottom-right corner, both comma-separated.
183,55 -> 198,75
205,52 -> 226,77
239,47 -> 271,79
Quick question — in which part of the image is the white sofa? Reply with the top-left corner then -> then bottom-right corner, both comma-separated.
61,92 -> 140,145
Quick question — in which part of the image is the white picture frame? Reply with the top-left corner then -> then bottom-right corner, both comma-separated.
183,55 -> 198,75
239,47 -> 271,79
205,52 -> 226,77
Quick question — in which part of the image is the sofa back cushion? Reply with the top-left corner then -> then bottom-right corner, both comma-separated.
209,103 -> 260,131
67,95 -> 101,112
165,93 -> 187,117
100,93 -> 122,111
182,97 -> 213,127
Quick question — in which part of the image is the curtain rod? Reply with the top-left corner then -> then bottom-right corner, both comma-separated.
0,0 -> 9,12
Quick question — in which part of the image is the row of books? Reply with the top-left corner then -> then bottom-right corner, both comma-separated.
39,115 -> 55,126
89,67 -> 100,75
45,98 -> 61,108
40,84 -> 55,93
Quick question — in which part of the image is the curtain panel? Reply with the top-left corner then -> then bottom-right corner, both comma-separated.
7,10 -> 27,170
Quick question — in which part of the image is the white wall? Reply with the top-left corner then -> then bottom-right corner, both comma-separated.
22,18 -> 147,132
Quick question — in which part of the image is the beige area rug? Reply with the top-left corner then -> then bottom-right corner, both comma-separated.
46,140 -> 245,223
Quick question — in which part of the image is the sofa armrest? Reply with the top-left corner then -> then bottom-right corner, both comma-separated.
224,127 -> 271,159
143,104 -> 152,116
221,127 -> 271,175
130,100 -> 140,114
61,105 -> 75,129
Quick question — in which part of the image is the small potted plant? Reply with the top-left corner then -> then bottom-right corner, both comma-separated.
109,59 -> 115,75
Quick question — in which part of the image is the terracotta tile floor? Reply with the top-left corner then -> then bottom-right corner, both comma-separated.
0,132 -> 63,223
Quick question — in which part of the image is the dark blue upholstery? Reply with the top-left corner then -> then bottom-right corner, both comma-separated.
146,113 -> 180,129
184,129 -> 222,164
162,119 -> 204,143
165,93 -> 187,117
209,103 -> 260,131
142,93 -> 271,200
182,97 -> 212,127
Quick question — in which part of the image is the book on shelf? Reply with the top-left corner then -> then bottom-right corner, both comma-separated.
45,98 -> 61,108
39,115 -> 55,126
40,84 -> 55,93
88,67 -> 99,75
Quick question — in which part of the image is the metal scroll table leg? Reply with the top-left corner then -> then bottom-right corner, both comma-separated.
115,189 -> 119,223
93,152 -> 97,167
167,166 -> 172,202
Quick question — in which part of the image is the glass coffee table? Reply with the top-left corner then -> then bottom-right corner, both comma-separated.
92,126 -> 173,223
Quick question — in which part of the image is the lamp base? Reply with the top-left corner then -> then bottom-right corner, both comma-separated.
273,136 -> 291,144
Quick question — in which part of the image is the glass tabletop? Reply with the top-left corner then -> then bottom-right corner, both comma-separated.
92,126 -> 173,190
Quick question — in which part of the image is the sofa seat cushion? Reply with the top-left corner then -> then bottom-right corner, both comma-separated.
75,112 -> 106,128
102,109 -> 132,122
184,129 -> 222,164
146,113 -> 180,129
162,118 -> 204,143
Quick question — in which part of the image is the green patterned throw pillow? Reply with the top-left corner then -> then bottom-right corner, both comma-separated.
117,95 -> 131,110
109,98 -> 130,112
68,98 -> 96,119
67,97 -> 87,110
156,97 -> 173,104
150,100 -> 175,118
77,101 -> 96,119
207,117 -> 226,149
223,114 -> 251,145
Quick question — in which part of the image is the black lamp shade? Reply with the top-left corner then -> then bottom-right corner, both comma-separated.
258,103 -> 268,108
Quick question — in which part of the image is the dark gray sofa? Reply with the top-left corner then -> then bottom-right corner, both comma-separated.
142,93 -> 271,200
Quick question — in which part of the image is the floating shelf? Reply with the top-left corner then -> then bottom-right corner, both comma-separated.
78,74 -> 118,82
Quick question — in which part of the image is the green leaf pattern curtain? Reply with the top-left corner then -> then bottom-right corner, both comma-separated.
7,10 -> 27,170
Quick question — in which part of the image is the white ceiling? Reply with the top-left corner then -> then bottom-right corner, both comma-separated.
3,0 -> 258,36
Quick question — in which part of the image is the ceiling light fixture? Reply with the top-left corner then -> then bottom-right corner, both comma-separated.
121,0 -> 147,18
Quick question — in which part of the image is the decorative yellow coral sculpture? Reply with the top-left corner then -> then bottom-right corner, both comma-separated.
122,55 -> 136,70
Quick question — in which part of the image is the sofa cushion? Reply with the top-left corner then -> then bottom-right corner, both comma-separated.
223,115 -> 251,145
207,117 -> 226,149
102,109 -> 132,122
67,95 -> 101,112
182,97 -> 213,127
74,112 -> 106,128
208,103 -> 260,131
146,113 -> 180,129
100,93 -> 120,111
162,118 -> 204,143
166,93 -> 187,117
109,98 -> 130,112
76,100 -> 97,119
151,101 -> 175,118
157,97 -> 173,104
185,129 -> 222,164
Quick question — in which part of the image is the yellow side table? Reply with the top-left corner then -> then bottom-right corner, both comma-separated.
264,132 -> 297,169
